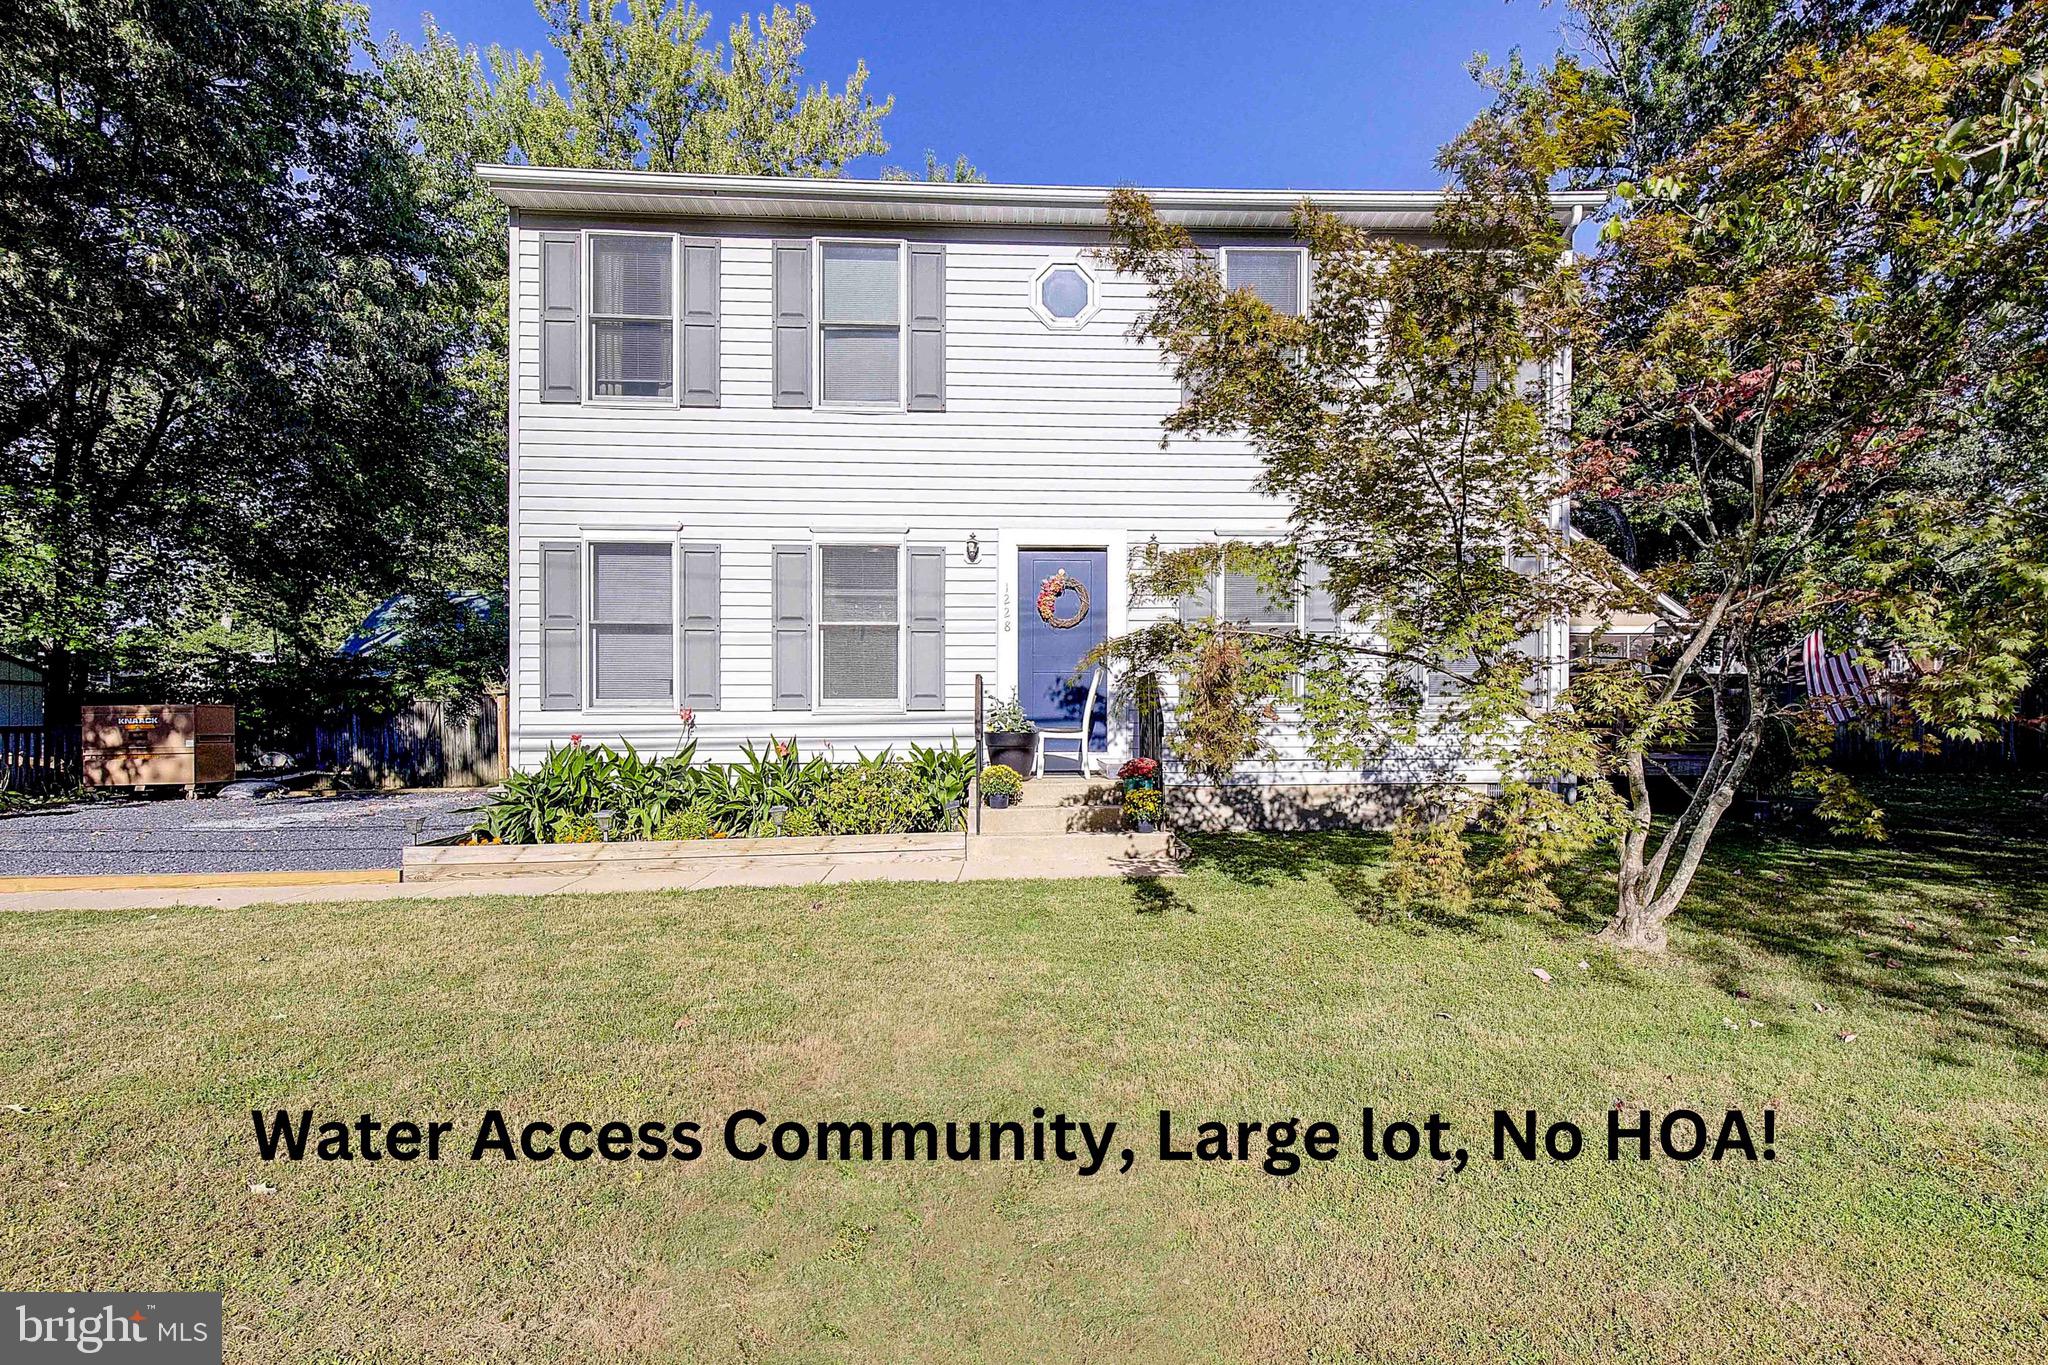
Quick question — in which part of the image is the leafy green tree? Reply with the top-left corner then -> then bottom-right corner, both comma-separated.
883,150 -> 987,182
0,0 -> 494,716
1103,7 -> 2048,951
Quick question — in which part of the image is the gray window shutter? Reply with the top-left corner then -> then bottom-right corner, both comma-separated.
772,240 -> 813,408
1181,247 -> 1218,403
906,244 -> 946,412
1304,561 -> 1338,635
906,545 -> 945,709
771,544 -> 813,708
540,233 -> 582,403
540,541 -> 582,709
680,238 -> 720,407
679,542 -> 721,710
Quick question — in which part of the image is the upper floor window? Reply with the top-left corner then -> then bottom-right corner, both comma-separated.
1031,262 -> 1098,328
1221,247 -> 1307,316
590,234 -> 675,399
819,242 -> 902,407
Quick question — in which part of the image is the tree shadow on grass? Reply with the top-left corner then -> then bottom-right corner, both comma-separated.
1661,778 -> 2048,1056
1125,873 -> 1194,916
1180,831 -> 1493,934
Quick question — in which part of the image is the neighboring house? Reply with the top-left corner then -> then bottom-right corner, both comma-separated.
0,653 -> 45,728
480,167 -> 1604,824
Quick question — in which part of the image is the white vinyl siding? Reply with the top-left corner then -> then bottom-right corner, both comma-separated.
590,234 -> 674,399
818,242 -> 902,407
589,541 -> 673,705
819,544 -> 900,703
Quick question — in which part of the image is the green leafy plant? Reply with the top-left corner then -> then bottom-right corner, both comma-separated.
985,692 -> 1035,732
778,807 -> 821,837
1384,803 -> 1472,917
547,812 -> 603,844
907,742 -> 975,822
815,763 -> 927,836
651,805 -> 713,842
472,738 -> 972,843
980,763 -> 1022,799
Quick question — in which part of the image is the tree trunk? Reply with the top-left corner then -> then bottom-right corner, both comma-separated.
1597,696 -> 1767,953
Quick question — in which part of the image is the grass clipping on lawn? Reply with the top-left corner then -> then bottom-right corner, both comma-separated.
2,778 -> 2044,1363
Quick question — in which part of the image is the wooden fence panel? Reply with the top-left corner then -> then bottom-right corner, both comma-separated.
309,696 -> 503,789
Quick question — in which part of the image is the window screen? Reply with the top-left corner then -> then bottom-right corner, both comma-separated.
590,542 -> 673,703
590,235 -> 674,398
1221,568 -> 1295,634
1225,249 -> 1304,316
819,544 -> 899,702
820,243 -> 901,404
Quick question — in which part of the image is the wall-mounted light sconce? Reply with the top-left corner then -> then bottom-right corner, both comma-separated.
965,533 -> 981,564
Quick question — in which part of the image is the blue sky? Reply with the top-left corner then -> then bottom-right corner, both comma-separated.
366,1 -> 1573,188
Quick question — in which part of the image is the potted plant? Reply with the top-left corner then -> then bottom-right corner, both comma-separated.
1117,756 -> 1160,794
984,691 -> 1036,776
1123,785 -> 1163,833
981,763 -> 1023,809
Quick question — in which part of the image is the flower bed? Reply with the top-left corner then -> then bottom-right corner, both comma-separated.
468,738 -> 973,846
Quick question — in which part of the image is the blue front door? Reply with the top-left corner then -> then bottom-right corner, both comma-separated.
1018,549 -> 1108,772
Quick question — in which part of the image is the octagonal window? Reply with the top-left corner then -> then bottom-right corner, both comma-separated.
1037,266 -> 1092,322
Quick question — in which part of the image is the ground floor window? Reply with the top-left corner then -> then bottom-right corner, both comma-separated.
820,544 -> 900,703
590,541 -> 674,704
1220,567 -> 1298,633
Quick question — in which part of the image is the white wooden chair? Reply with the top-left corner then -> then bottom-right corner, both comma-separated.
1035,668 -> 1105,776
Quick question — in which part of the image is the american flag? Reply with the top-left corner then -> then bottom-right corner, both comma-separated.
1802,629 -> 1878,724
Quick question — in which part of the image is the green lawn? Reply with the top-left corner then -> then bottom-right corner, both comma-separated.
4,778 -> 2044,1363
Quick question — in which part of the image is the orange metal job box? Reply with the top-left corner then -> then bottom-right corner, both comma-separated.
80,705 -> 236,792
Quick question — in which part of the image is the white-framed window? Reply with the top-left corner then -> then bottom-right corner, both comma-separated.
818,543 -> 902,704
817,240 -> 904,407
1219,245 -> 1308,317
588,232 -> 676,400
588,540 -> 675,706
1219,566 -> 1299,634
1030,261 -> 1098,329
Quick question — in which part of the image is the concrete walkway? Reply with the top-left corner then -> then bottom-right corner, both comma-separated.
0,838 -> 1181,913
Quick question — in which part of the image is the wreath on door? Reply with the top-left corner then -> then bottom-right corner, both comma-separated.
1036,569 -> 1090,628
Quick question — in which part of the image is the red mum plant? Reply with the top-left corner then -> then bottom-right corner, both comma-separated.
1117,757 -> 1159,781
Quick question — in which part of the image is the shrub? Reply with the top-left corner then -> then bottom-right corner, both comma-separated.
548,812 -> 603,843
816,762 -> 926,835
652,806 -> 713,841
1122,786 -> 1163,824
779,807 -> 821,837
1384,804 -> 1472,916
980,763 -> 1023,799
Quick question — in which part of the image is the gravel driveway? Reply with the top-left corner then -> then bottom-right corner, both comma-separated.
0,789 -> 487,877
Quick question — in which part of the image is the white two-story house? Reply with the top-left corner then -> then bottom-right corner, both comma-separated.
482,166 -> 1601,826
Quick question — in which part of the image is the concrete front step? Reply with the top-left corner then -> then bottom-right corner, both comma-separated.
1013,775 -> 1124,805
978,801 -> 1124,834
